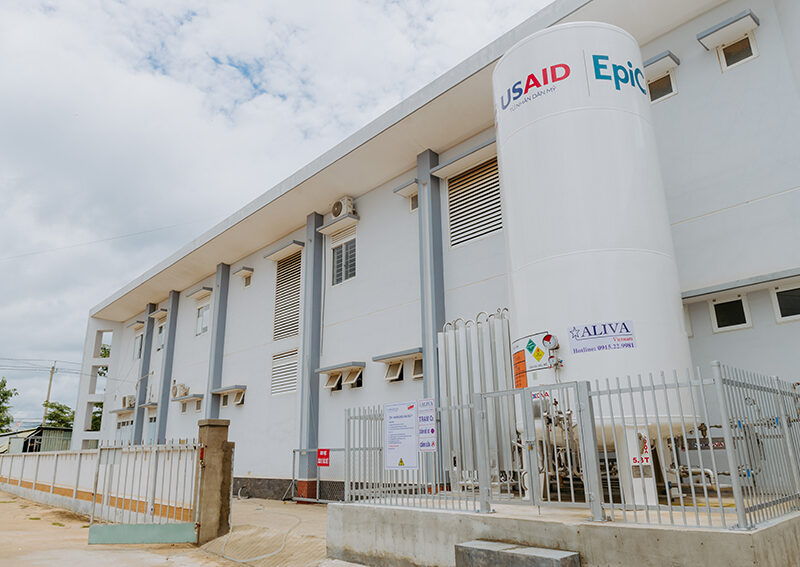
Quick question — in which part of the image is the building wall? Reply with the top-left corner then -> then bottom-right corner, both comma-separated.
643,0 -> 800,292
73,0 -> 800,471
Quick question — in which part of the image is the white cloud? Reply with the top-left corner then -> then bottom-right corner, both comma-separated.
0,0 -> 552,420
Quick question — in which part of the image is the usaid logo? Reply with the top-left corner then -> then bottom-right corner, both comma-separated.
591,55 -> 646,95
498,63 -> 571,110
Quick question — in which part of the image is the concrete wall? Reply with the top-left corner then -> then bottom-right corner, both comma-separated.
327,503 -> 800,567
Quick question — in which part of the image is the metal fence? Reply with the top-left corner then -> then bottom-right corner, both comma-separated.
90,440 -> 201,525
344,361 -> 800,530
0,440 -> 201,527
291,447 -> 346,503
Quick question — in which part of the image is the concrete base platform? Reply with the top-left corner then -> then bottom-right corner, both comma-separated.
327,503 -> 800,567
455,540 -> 580,567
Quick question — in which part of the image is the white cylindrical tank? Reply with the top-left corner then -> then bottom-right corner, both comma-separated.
492,22 -> 692,385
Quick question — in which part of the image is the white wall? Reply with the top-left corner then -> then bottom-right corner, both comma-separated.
642,0 -> 800,292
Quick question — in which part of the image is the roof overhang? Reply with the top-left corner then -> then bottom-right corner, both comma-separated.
91,0 -> 727,322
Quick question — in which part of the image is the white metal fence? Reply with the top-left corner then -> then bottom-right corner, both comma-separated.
344,362 -> 800,531
0,440 -> 201,526
291,447 -> 346,503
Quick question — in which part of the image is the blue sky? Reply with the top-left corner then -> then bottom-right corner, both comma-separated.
0,0 -> 552,422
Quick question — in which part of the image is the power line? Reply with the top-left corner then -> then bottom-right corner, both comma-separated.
0,216 -> 218,262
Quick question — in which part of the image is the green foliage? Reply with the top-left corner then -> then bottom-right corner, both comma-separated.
97,344 -> 110,377
91,402 -> 103,431
43,401 -> 74,428
0,377 -> 18,433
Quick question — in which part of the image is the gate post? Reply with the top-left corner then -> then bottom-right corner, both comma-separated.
773,376 -> 800,497
575,381 -> 605,521
473,395 -> 493,513
197,419 -> 234,545
712,361 -> 748,529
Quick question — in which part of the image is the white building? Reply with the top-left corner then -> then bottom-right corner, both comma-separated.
71,0 -> 800,498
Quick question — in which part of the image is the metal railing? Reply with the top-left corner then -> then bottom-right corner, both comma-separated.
0,440 -> 201,526
345,404 -> 482,512
291,447 -> 345,503
343,361 -> 800,530
90,440 -> 201,525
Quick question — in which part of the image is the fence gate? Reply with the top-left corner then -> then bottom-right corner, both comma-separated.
88,441 -> 201,543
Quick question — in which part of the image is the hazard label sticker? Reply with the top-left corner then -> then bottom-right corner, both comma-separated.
532,346 -> 545,362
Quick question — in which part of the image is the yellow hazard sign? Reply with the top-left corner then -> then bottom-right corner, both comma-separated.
532,346 -> 545,362
398,458 -> 404,466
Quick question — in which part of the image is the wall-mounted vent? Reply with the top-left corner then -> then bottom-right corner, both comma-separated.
271,349 -> 299,395
447,157 -> 502,246
273,251 -> 302,340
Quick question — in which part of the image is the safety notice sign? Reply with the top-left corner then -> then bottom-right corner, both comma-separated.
417,398 -> 436,452
384,401 -> 419,470
317,448 -> 330,467
512,332 -> 552,387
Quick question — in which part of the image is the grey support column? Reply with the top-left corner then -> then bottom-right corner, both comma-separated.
132,303 -> 157,444
205,263 -> 230,420
298,212 -> 323,479
155,290 -> 180,443
417,149 -> 446,406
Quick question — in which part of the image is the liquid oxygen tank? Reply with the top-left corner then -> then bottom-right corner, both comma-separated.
492,22 -> 692,386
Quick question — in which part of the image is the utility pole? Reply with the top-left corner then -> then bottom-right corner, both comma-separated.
41,361 -> 56,426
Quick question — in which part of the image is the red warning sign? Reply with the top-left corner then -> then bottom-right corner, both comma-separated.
513,350 -> 527,388
317,448 -> 330,467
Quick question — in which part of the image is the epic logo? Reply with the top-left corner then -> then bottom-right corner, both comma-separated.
592,55 -> 646,95
499,63 -> 571,110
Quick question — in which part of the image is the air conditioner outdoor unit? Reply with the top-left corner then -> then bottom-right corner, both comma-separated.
177,384 -> 190,398
123,395 -> 136,408
331,196 -> 355,220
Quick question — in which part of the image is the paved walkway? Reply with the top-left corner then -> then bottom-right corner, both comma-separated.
0,489 -> 358,567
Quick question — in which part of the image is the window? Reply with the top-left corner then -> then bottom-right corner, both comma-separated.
271,349 -> 299,395
243,274 -> 252,287
324,372 -> 343,391
447,157 -> 502,246
718,33 -> 757,71
274,251 -> 302,340
195,399 -> 202,412
709,295 -> 751,332
181,402 -> 188,414
411,358 -> 424,380
221,394 -> 229,407
157,323 -> 165,351
410,193 -> 419,212
331,228 -> 356,285
196,304 -> 210,335
385,361 -> 403,382
342,368 -> 363,389
772,285 -> 800,322
134,333 -> 143,360
648,72 -> 675,102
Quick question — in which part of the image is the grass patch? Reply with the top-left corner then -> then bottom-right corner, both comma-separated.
0,500 -> 15,503
52,522 -> 65,527
81,525 -> 90,529
28,517 -> 40,520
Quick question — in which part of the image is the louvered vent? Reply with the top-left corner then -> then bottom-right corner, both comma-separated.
271,349 -> 298,395
447,157 -> 503,246
273,251 -> 302,340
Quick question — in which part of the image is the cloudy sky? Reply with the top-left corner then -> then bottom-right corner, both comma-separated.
0,0 -> 552,423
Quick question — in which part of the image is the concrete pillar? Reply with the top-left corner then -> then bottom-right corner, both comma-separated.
196,418 -> 234,545
155,290 -> 180,444
205,264 -> 230,420
133,303 -> 157,444
298,212 -> 323,496
417,149 -> 446,405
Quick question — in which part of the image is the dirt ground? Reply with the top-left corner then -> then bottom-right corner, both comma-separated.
0,489 -> 358,567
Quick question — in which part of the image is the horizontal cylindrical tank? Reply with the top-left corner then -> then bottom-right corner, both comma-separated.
492,22 -> 692,388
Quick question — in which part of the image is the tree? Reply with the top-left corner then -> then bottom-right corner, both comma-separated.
91,403 -> 103,431
42,401 -> 74,428
0,377 -> 18,433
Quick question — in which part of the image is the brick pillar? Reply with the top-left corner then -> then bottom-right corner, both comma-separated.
196,419 -> 234,545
